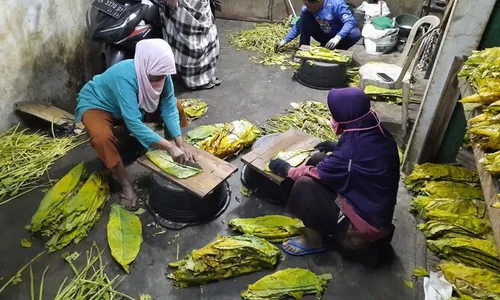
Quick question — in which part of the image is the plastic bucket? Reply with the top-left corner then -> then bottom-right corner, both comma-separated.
364,31 -> 398,55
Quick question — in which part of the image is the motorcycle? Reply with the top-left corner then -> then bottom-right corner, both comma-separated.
87,0 -> 221,71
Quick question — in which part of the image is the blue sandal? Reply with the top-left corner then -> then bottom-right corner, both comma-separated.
282,237 -> 327,256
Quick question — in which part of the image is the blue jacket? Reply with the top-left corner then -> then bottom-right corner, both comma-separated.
75,60 -> 181,149
285,0 -> 357,43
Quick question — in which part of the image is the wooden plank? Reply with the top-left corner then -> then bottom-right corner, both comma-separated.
458,79 -> 500,258
137,143 -> 238,199
417,56 -> 463,164
472,147 -> 500,258
295,45 -> 353,65
15,102 -> 84,129
241,129 -> 320,184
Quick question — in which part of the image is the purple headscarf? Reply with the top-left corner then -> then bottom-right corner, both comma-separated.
317,88 -> 400,229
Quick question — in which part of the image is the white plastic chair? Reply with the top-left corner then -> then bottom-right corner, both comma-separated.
359,15 -> 441,136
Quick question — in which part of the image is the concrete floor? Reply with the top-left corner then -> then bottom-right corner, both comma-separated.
0,20 -> 420,300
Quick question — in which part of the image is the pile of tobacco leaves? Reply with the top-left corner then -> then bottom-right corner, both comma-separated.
229,23 -> 300,69
405,163 -> 500,299
26,163 -> 110,252
261,101 -> 338,142
228,215 -> 305,243
180,98 -> 208,121
184,119 -> 260,159
167,235 -> 281,287
364,85 -> 403,104
241,268 -> 332,300
295,46 -> 352,64
458,48 -> 500,154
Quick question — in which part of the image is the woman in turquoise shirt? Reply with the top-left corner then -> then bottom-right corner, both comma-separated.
75,39 -> 194,210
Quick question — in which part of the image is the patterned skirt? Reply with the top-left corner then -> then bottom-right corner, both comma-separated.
165,0 -> 220,88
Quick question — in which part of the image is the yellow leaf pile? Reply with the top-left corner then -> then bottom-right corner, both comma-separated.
406,163 -> 500,298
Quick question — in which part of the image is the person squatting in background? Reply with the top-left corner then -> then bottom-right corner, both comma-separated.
275,0 -> 361,52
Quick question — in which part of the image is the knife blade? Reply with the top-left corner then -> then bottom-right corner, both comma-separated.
180,160 -> 203,170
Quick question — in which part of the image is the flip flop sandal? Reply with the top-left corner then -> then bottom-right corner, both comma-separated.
282,237 -> 327,256
190,81 -> 216,90
120,195 -> 140,212
212,77 -> 222,86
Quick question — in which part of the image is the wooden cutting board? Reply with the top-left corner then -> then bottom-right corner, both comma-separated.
137,143 -> 238,198
15,102 -> 84,130
241,129 -> 320,184
295,45 -> 353,65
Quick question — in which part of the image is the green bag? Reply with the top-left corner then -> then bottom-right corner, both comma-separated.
371,16 -> 394,30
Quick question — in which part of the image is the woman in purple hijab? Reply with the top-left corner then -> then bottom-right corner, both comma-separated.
269,88 -> 400,256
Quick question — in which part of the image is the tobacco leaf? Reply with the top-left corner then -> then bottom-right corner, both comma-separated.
404,163 -> 479,191
21,239 -> 32,248
427,237 -> 500,273
265,149 -> 312,172
241,268 -> 332,300
167,235 -> 280,287
296,46 -> 352,63
441,262 -> 500,299
27,162 -> 86,233
229,215 -> 305,242
364,85 -> 403,104
146,150 -> 201,179
180,98 -> 208,121
413,268 -> 430,277
419,181 -> 483,200
186,120 -> 260,159
403,280 -> 414,289
46,173 -> 109,252
107,205 -> 143,273
186,125 -> 220,142
410,196 -> 487,219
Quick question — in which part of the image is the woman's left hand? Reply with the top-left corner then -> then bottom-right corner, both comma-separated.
269,159 -> 291,177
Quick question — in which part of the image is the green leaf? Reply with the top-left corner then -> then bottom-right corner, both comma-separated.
107,205 -> 143,273
139,294 -> 153,300
21,239 -> 32,248
187,125 -> 220,141
264,149 -> 312,172
46,173 -> 110,252
168,235 -> 280,287
229,215 -> 304,242
241,268 -> 332,300
146,151 -> 202,179
240,186 -> 252,197
27,163 -> 85,233
413,268 -> 430,277
441,261 -> 500,299
134,208 -> 147,215
492,202 -> 500,208
180,98 -> 208,120
403,279 -> 414,289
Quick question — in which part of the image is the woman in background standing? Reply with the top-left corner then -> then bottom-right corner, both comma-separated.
164,0 -> 221,90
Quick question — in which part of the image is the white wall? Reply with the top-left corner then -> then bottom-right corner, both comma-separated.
0,0 -> 98,132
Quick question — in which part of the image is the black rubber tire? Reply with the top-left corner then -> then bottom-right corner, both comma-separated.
149,174 -> 229,224
240,133 -> 289,205
296,60 -> 347,90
